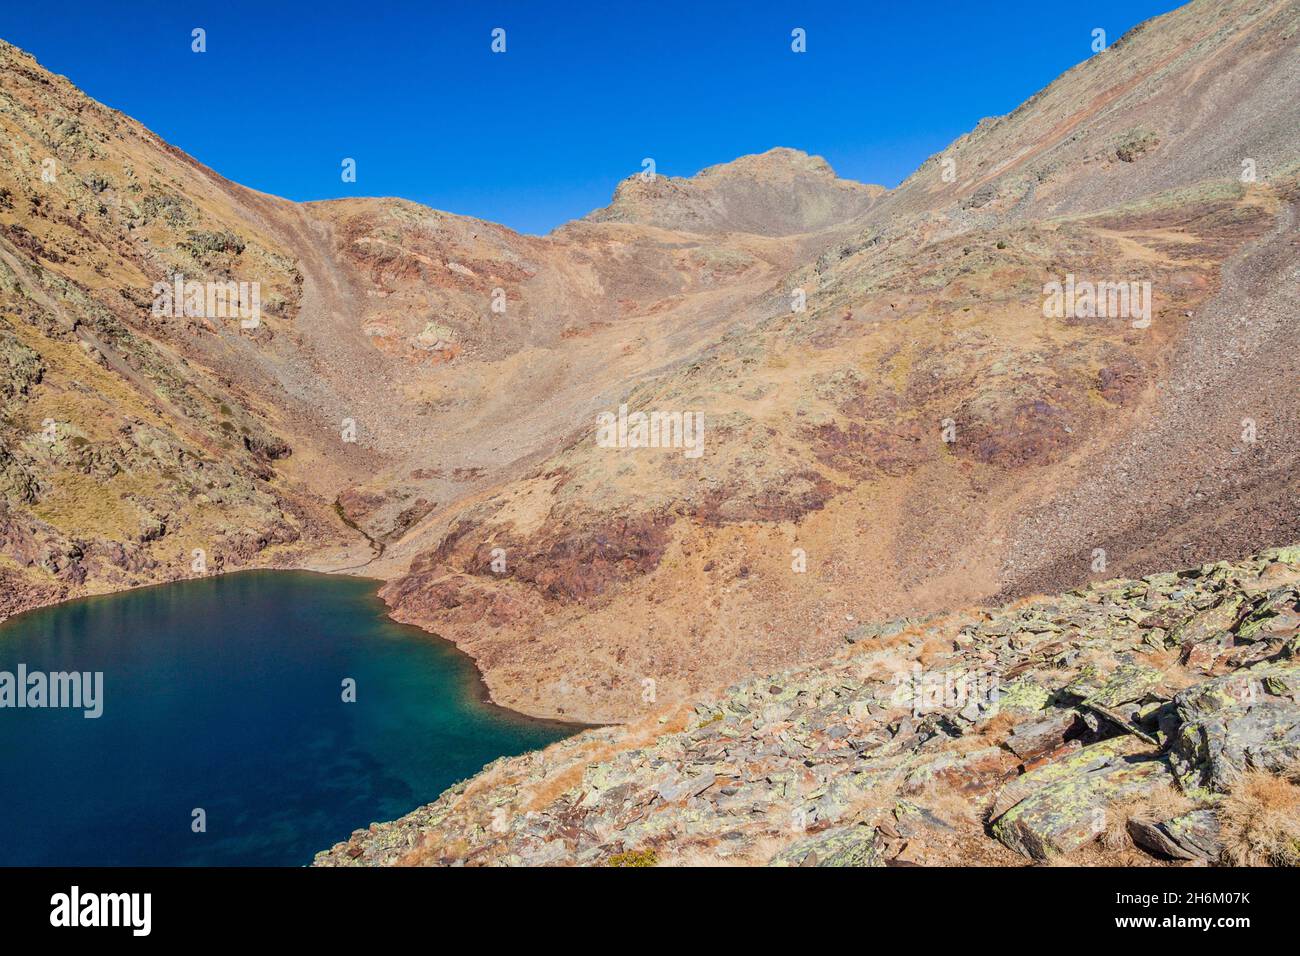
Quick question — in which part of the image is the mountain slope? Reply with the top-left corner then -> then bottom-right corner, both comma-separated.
0,39 -> 875,619
376,0 -> 1300,721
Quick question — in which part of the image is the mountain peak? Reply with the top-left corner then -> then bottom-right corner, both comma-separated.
583,147 -> 884,236
698,147 -> 838,180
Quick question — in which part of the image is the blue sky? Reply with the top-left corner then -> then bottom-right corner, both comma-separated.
1,0 -> 1186,234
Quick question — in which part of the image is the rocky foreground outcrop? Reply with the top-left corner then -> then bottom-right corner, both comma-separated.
316,544 -> 1300,866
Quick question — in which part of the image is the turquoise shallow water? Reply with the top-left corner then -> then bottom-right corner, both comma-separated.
0,571 -> 574,865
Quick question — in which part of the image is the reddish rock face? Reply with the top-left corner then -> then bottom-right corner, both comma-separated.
806,420 -> 928,480
692,469 -> 838,525
414,512 -> 675,605
1097,359 -> 1146,405
959,400 -> 1076,469
336,488 -> 387,525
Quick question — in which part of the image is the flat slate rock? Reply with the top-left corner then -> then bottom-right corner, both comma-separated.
1128,809 -> 1222,862
992,754 -> 1173,861
767,824 -> 884,867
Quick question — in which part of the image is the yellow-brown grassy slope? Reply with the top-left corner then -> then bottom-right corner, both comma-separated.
379,0 -> 1300,721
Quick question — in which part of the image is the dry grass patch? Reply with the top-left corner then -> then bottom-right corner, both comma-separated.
973,710 -> 1021,743
912,781 -> 982,826
1217,768 -> 1300,866
917,635 -> 956,666
658,833 -> 789,867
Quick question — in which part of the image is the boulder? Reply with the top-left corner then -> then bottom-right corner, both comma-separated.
1005,709 -> 1082,760
990,735 -> 1144,820
767,824 -> 884,867
1234,587 -> 1300,641
1168,593 -> 1246,646
992,755 -> 1172,860
901,746 -> 1017,795
1180,633 -> 1230,671
1076,662 -> 1163,708
1168,661 -> 1300,794
1128,809 -> 1221,862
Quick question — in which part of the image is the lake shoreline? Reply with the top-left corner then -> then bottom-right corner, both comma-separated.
0,569 -> 581,865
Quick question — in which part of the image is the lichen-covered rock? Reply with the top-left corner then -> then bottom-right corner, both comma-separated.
1076,663 -> 1164,708
902,746 -> 1017,795
1169,593 -> 1246,647
0,438 -> 41,505
767,824 -> 884,867
992,755 -> 1172,860
844,617 -> 916,645
1168,661 -> 1300,795
0,328 -> 44,400
990,735 -> 1143,819
1235,588 -> 1300,642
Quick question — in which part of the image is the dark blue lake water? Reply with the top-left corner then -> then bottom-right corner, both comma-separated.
0,571 -> 574,866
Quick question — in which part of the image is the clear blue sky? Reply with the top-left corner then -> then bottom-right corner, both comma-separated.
1,0 -> 1186,235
